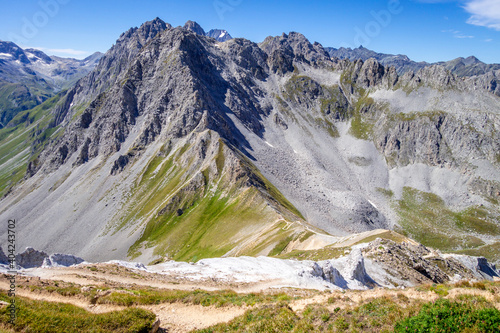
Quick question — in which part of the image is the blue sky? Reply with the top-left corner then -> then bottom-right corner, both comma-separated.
1,0 -> 499,63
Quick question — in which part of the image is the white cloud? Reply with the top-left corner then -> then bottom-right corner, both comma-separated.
28,46 -> 89,58
484,38 -> 493,41
464,0 -> 500,30
441,29 -> 475,39
47,48 -> 89,56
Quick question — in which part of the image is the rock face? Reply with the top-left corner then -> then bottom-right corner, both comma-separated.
445,254 -> 500,280
42,253 -> 85,268
15,248 -> 48,269
184,20 -> 233,42
0,18 -> 498,263
0,247 -> 84,269
0,247 -> 9,265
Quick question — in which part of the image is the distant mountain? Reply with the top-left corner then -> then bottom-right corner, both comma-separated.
436,56 -> 500,77
206,29 -> 232,42
326,46 -> 500,77
183,20 -> 232,42
0,40 -> 102,128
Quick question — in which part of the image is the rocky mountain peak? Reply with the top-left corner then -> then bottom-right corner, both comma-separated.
206,29 -> 232,42
182,21 -> 233,42
118,17 -> 170,44
259,31 -> 330,73
183,20 -> 206,36
464,55 -> 481,65
0,40 -> 30,64
82,52 -> 104,64
24,48 -> 54,63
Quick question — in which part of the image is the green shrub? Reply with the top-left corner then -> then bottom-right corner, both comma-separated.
394,298 -> 500,332
0,293 -> 156,333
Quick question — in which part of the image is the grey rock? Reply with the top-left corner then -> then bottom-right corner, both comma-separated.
42,253 -> 85,267
445,254 -> 499,280
340,248 -> 373,284
16,247 -> 48,268
183,20 -> 205,36
0,247 -> 9,265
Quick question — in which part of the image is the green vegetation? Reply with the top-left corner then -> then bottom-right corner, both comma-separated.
215,139 -> 225,173
348,94 -> 375,140
0,92 -> 65,196
349,114 -> 373,140
238,152 -> 304,220
395,187 -> 500,258
197,303 -> 299,333
386,110 -> 445,124
277,246 -> 350,261
269,235 -> 295,256
97,288 -> 291,308
457,242 -> 500,264
5,278 -> 500,332
395,298 -> 500,333
198,292 -> 500,333
0,80 -> 53,128
282,75 -> 318,105
197,297 -> 416,333
123,137 -> 304,262
0,292 -> 156,333
20,280 -> 294,308
376,187 -> 394,198
319,84 -> 351,121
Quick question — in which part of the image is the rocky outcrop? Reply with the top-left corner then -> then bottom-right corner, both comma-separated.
15,248 -> 48,268
184,21 -> 233,42
0,247 -> 9,265
183,20 -> 206,36
467,70 -> 500,97
259,32 -> 330,71
445,254 -> 500,280
362,238 -> 499,284
42,253 -> 85,267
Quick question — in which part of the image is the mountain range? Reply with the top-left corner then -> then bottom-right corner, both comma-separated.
325,45 -> 500,76
0,40 -> 103,128
325,46 -> 500,97
0,18 -> 498,266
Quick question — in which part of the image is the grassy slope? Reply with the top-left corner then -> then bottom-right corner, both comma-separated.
0,93 -> 64,197
115,135 -> 307,262
395,187 -> 500,262
0,291 -> 156,333
0,80 -> 53,128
